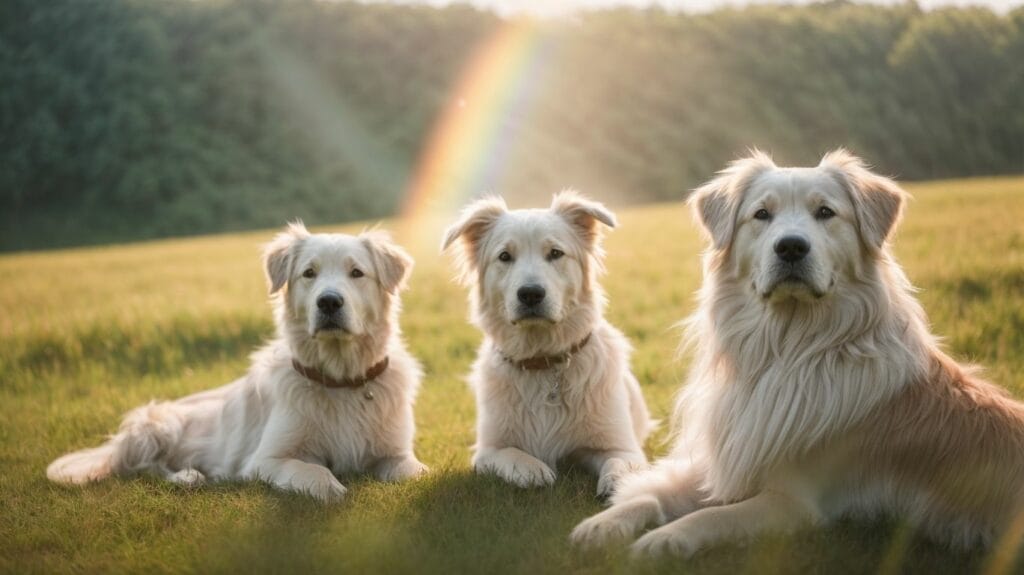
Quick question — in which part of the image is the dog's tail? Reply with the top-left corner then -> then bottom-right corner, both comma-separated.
46,443 -> 117,485
47,401 -> 186,485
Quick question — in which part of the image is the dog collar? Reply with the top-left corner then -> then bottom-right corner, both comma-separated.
502,333 -> 592,371
291,356 -> 389,389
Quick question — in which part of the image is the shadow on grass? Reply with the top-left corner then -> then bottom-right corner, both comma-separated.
3,314 -> 271,384
938,268 -> 1024,303
183,466 -> 613,574
196,465 -> 999,575
35,464 -> 1012,575
32,447 -> 994,575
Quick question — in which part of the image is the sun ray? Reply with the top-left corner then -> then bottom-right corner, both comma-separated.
397,19 -> 555,248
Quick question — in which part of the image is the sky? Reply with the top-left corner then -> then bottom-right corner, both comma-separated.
386,0 -> 1022,17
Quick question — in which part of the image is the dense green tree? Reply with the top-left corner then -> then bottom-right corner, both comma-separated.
0,0 -> 1020,250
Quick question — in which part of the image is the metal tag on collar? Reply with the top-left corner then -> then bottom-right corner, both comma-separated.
545,382 -> 560,404
545,368 -> 564,405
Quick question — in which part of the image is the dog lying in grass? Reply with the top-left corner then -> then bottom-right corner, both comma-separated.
572,149 -> 1024,555
47,223 -> 427,502
442,191 -> 653,497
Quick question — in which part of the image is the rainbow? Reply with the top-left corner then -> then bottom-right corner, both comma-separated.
398,19 -> 554,244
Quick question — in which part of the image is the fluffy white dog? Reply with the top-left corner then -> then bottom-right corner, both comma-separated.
47,223 -> 427,501
572,150 -> 1024,554
442,191 -> 653,497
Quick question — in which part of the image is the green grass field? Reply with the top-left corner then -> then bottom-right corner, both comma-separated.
2,177 -> 1023,574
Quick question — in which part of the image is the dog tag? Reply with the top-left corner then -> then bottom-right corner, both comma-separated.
544,374 -> 562,406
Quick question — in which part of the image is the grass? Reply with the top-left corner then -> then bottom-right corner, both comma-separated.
2,176 -> 1024,574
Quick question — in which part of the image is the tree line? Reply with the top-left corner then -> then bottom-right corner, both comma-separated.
1,0 -> 1021,250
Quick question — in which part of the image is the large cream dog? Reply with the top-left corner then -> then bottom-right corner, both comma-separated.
442,192 -> 653,497
48,223 -> 427,501
572,150 -> 1024,554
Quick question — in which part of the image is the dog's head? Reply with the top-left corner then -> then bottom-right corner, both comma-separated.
441,191 -> 616,329
263,222 -> 413,340
690,149 -> 906,304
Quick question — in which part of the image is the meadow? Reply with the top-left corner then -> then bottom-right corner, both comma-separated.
2,176 -> 1023,574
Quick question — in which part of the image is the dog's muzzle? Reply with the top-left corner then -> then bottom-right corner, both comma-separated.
315,314 -> 347,333
512,284 -> 555,324
763,263 -> 825,300
314,291 -> 348,333
513,306 -> 554,324
774,235 -> 810,264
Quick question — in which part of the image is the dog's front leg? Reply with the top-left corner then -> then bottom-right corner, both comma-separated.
570,463 -> 705,548
240,409 -> 347,503
575,448 -> 648,498
247,456 -> 347,503
474,446 -> 556,488
630,489 -> 821,558
374,454 -> 429,482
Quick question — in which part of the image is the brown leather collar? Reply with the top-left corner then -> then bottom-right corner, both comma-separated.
502,333 -> 592,371
292,356 -> 389,389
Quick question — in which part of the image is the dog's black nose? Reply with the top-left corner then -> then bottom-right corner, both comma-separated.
775,235 -> 810,263
517,284 -> 546,306
316,292 -> 344,314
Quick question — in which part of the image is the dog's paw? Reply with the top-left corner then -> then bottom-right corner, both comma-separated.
489,454 -> 556,488
292,466 -> 347,504
380,458 -> 429,482
596,473 -> 619,499
596,462 -> 631,499
596,458 -> 647,499
168,468 -> 206,488
630,525 -> 700,558
570,511 -> 639,549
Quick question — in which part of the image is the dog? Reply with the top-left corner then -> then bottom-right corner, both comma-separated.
47,223 -> 428,501
442,191 -> 653,497
572,149 -> 1024,555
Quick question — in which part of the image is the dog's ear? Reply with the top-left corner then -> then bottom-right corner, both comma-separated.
440,195 -> 508,254
441,196 -> 507,284
689,150 -> 775,251
820,149 -> 906,251
361,230 -> 414,294
551,190 -> 616,246
263,221 -> 309,294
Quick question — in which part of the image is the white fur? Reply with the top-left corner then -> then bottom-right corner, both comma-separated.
443,191 -> 653,496
47,223 -> 427,502
572,150 -> 1024,555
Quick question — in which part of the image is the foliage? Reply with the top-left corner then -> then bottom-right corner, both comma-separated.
1,1 -> 1023,250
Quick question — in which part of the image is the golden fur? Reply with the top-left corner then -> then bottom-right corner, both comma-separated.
572,150 -> 1024,555
443,191 -> 653,496
47,223 -> 427,501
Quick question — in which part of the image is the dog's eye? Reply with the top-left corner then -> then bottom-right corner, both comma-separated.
302,268 -> 317,279
754,209 -> 772,221
815,206 -> 836,220
350,268 -> 364,278
498,251 -> 512,263
548,248 -> 564,261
